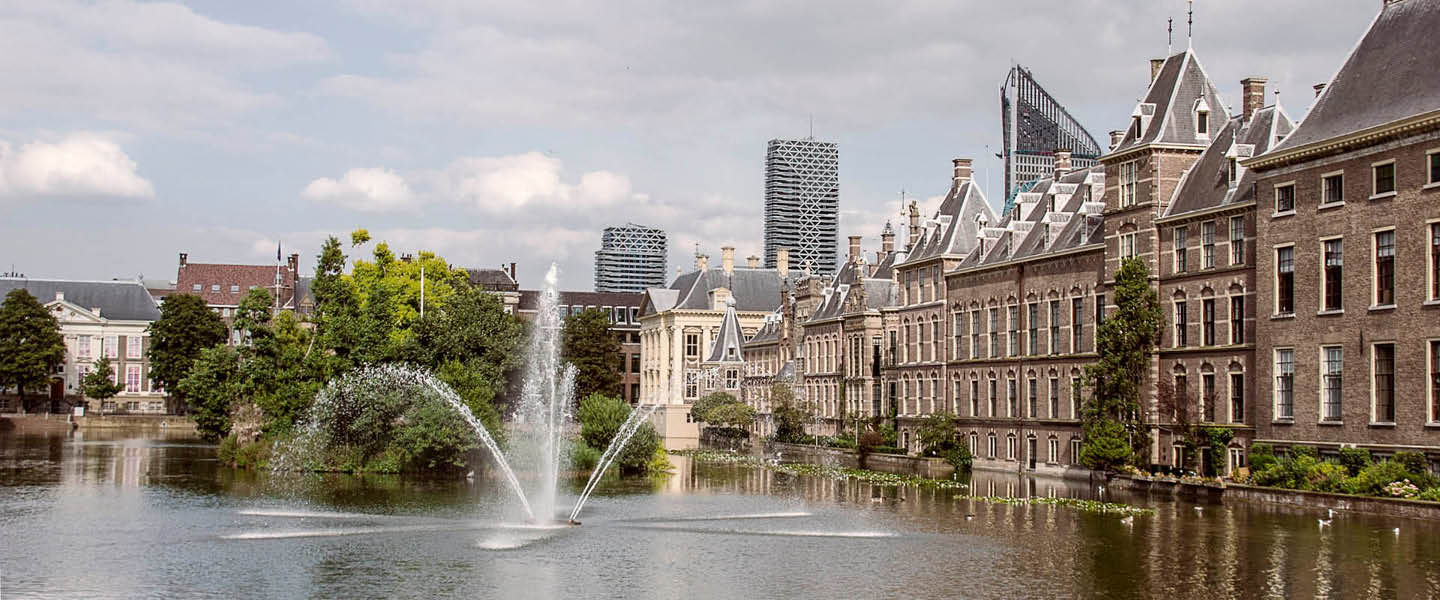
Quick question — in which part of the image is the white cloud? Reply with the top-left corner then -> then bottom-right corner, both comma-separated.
0,134 -> 154,199
303,167 -> 417,212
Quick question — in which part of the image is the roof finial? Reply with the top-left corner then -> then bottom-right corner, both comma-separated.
1167,17 -> 1173,54
1187,0 -> 1194,50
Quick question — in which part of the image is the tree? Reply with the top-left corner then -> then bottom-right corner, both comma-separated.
690,391 -> 737,424
147,293 -> 227,413
706,401 -> 756,429
770,384 -> 812,443
178,345 -> 243,440
916,412 -> 959,457
0,288 -> 66,412
562,308 -> 622,403
1081,257 -> 1161,470
577,393 -> 630,452
81,358 -> 124,412
405,283 -> 524,418
350,229 -> 371,247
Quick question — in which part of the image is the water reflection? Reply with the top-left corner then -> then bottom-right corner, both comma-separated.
2,430 -> 1438,599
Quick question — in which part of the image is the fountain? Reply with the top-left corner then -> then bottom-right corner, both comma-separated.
289,263 -> 657,526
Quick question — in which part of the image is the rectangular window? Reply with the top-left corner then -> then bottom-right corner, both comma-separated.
1071,298 -> 1084,353
684,334 -> 699,358
1007,378 -> 1018,418
1049,300 -> 1061,354
1375,230 -> 1395,306
1049,378 -> 1060,419
126,336 -> 142,359
1028,378 -> 1038,418
969,312 -> 981,360
1202,298 -> 1215,346
1027,303 -> 1039,355
1323,239 -> 1343,311
103,335 -> 118,359
1275,183 -> 1295,213
1202,221 -> 1215,269
987,309 -> 999,358
1173,226 -> 1188,273
1373,161 -> 1395,196
1230,216 -> 1245,265
1275,349 -> 1294,419
1202,374 -> 1217,422
1373,343 -> 1396,423
1071,377 -> 1082,419
1008,306 -> 1019,357
1430,151 -> 1440,185
1322,173 -> 1344,206
76,335 -> 91,359
1322,346 -> 1343,422
1049,438 -> 1058,463
1197,111 -> 1208,135
125,365 -> 141,393
1276,246 -> 1295,314
1431,224 -> 1440,301
1120,232 -> 1137,259
191,283 -> 201,292
1119,161 -> 1138,207
989,379 -> 998,417
1174,300 -> 1187,347
953,312 -> 964,358
1430,340 -> 1440,423
1230,296 -> 1245,344
1230,373 -> 1245,424
970,380 -> 980,417
1071,439 -> 1082,464
888,331 -> 897,366
630,353 -> 640,374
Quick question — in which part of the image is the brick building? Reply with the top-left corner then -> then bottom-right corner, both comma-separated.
1245,0 -> 1440,467
174,252 -> 304,344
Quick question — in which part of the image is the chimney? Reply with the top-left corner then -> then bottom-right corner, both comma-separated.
906,201 -> 921,249
179,253 -> 188,267
1313,83 -> 1327,98
776,247 -> 789,278
1109,130 -> 1125,150
509,262 -> 516,281
952,158 -> 973,187
881,222 -> 895,256
721,246 -> 734,275
848,235 -> 862,264
1054,150 -> 1072,178
1150,58 -> 1166,84
697,254 -> 709,271
287,253 -> 299,275
747,255 -> 760,268
1241,77 -> 1268,123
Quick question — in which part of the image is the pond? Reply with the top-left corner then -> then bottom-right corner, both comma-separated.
1,428 -> 1437,599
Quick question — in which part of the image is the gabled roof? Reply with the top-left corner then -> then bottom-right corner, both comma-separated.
1268,0 -> 1440,153
704,299 -> 746,364
744,314 -> 784,346
661,266 -> 801,313
898,179 -> 997,267
1111,49 -> 1229,154
0,278 -> 161,321
1164,105 -> 1295,218
465,268 -> 519,292
955,166 -> 1106,271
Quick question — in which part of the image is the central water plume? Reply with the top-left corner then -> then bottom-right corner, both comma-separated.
512,263 -> 574,522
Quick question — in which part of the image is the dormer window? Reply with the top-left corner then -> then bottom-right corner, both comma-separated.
1228,158 -> 1238,186
1131,116 -> 1142,139
1197,110 -> 1208,135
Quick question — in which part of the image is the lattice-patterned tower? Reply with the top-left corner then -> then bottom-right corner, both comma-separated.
1001,65 -> 1104,214
594,223 -> 668,292
763,138 -> 839,275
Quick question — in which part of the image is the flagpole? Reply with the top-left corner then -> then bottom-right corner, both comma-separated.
274,241 -> 281,317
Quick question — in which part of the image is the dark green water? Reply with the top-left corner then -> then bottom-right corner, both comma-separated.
1,429 -> 1437,599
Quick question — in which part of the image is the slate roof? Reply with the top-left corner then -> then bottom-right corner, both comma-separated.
1111,49 -> 1229,154
659,267 -> 802,313
1164,105 -> 1295,218
0,278 -> 161,321
744,315 -> 784,346
897,179 -> 997,267
465,268 -> 519,292
1270,0 -> 1440,152
955,166 -> 1106,270
704,299 -> 746,364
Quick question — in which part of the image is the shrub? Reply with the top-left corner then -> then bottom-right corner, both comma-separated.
943,446 -> 973,473
1080,420 -> 1132,472
1383,479 -> 1421,499
1249,443 -> 1276,472
646,446 -> 673,474
1337,447 -> 1372,477
858,431 -> 883,454
1418,487 -> 1440,502
1342,460 -> 1417,496
1393,451 -> 1430,478
391,399 -> 479,473
1304,461 -> 1348,493
1289,445 -> 1318,460
578,393 -> 630,451
616,423 -> 660,474
570,441 -> 601,471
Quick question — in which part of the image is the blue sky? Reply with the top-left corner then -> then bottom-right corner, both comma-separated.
0,0 -> 1376,289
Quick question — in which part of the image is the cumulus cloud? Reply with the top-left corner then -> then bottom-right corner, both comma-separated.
0,135 -> 154,199
302,167 -> 416,212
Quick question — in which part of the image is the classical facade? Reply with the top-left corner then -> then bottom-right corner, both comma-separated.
1245,0 -> 1440,467
0,278 -> 166,414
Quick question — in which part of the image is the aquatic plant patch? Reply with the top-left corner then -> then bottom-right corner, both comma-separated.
957,495 -> 1155,516
673,450 -> 970,490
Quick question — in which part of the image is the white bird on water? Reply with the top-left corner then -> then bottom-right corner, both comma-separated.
1317,518 -> 1331,527
1327,508 -> 1336,519
1119,516 -> 1134,526
1393,527 -> 1400,535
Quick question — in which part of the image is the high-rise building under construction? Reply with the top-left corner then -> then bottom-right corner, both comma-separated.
594,223 -> 668,293
763,137 -> 839,275
1001,65 -> 1104,213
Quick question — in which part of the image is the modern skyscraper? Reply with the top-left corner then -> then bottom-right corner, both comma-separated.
594,223 -> 668,292
1001,65 -> 1104,215
763,137 -> 839,275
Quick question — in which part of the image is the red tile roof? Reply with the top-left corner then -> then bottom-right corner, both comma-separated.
177,263 -> 300,308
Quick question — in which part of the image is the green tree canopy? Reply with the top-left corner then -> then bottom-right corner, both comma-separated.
577,393 -> 630,451
916,412 -> 959,457
562,308 -> 622,403
689,391 -> 736,423
770,384 -> 812,443
179,345 -> 244,440
81,358 -> 124,408
147,293 -> 227,412
0,288 -> 66,412
1081,257 -> 1162,470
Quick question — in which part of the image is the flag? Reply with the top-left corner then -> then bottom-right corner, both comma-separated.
276,242 -> 282,262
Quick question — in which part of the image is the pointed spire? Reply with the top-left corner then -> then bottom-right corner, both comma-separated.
704,297 -> 745,364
